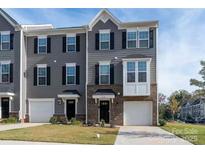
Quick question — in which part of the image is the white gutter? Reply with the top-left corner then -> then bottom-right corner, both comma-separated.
85,26 -> 88,124
19,29 -> 23,121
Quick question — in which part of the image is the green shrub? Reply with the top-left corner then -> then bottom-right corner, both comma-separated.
0,117 -> 18,124
159,119 -> 167,126
49,116 -> 58,124
70,118 -> 81,125
100,119 -> 105,127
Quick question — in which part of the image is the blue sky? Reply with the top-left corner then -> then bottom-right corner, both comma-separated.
4,8 -> 205,96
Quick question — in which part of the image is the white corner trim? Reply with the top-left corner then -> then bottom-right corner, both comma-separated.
37,64 -> 47,68
99,61 -> 110,65
66,63 -> 76,67
99,29 -> 111,33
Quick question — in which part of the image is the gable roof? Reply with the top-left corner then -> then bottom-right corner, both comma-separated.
0,9 -> 20,29
88,9 -> 121,30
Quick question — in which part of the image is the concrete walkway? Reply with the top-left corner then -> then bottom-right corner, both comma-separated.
0,123 -> 46,132
115,126 -> 192,145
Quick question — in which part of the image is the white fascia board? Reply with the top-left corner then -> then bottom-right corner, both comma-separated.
92,94 -> 115,99
66,33 -> 76,37
126,28 -> 137,32
122,58 -> 152,62
58,94 -> 80,98
138,27 -> 150,31
38,35 -> 47,38
0,92 -> 15,96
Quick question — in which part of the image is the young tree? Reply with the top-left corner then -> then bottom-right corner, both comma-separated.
158,93 -> 167,104
169,97 -> 180,120
190,60 -> 205,96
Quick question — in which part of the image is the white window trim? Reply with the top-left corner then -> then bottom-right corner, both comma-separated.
0,60 -> 11,83
126,61 -> 136,83
99,29 -> 110,50
66,33 -> 76,52
66,63 -> 76,85
138,28 -> 149,48
99,62 -> 110,85
138,61 -> 147,83
126,29 -> 137,49
37,64 -> 47,86
0,31 -> 10,51
37,35 -> 47,54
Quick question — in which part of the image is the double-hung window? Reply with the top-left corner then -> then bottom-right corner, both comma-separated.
138,30 -> 149,48
66,63 -> 76,85
99,63 -> 110,85
127,31 -> 137,48
38,36 -> 47,54
127,62 -> 135,83
37,65 -> 47,86
0,61 -> 10,83
138,61 -> 147,82
67,35 -> 76,52
1,31 -> 10,50
99,30 -> 110,50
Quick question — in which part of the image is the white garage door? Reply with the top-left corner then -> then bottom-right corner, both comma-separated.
29,99 -> 55,123
124,101 -> 152,126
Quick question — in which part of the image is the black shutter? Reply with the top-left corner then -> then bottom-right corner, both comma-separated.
0,34 -> 1,50
62,36 -> 66,53
34,67 -> 37,86
110,32 -> 114,50
149,29 -> 154,48
62,66 -> 66,85
110,64 -> 114,84
47,66 -> 51,85
10,63 -> 13,83
47,37 -> 51,53
76,65 -> 80,85
10,33 -> 14,50
95,64 -> 99,85
122,31 -> 126,49
76,35 -> 80,52
95,33 -> 99,50
34,38 -> 38,54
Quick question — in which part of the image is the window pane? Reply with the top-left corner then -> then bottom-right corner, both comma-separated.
2,43 -> 10,50
2,35 -> 10,42
128,40 -> 136,48
138,61 -> 147,72
127,62 -> 135,72
2,64 -> 9,73
39,77 -> 46,85
67,37 -> 76,44
128,32 -> 136,40
139,40 -> 148,48
100,75 -> 109,84
100,65 -> 109,75
67,76 -> 75,84
67,67 -> 75,76
67,45 -> 76,51
139,31 -> 148,39
38,46 -> 46,53
100,33 -> 109,41
2,74 -> 9,82
38,67 -> 46,76
38,38 -> 47,46
100,42 -> 109,50
138,72 -> 147,82
127,72 -> 135,82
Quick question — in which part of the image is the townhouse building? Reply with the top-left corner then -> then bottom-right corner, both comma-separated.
0,9 -> 159,126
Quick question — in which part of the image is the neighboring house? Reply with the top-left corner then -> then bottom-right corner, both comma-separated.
181,97 -> 205,122
0,9 -> 159,126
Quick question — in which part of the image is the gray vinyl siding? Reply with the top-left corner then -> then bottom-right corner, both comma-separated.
0,14 -> 21,112
26,33 -> 86,114
88,19 -> 157,85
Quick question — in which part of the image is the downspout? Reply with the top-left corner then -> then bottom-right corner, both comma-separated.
85,26 -> 88,124
19,28 -> 23,122
156,26 -> 159,125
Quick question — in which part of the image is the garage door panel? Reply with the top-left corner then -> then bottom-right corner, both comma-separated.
29,99 -> 54,123
124,101 -> 152,126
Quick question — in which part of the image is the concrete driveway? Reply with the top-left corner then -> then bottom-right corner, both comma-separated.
115,126 -> 192,145
0,123 -> 45,132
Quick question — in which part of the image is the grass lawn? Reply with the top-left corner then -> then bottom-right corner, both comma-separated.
161,122 -> 205,145
0,124 -> 119,145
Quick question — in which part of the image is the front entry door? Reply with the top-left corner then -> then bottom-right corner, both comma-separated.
100,101 -> 109,123
1,98 -> 9,118
66,100 -> 75,120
